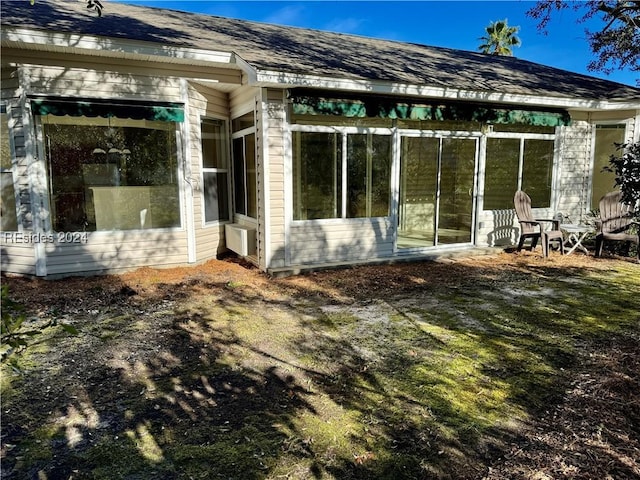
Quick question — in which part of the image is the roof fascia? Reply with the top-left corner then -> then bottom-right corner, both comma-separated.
1,26 -> 241,69
254,70 -> 640,112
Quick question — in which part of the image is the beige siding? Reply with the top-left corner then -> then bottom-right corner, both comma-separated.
261,88 -> 287,268
230,86 -> 259,118
0,243 -> 36,275
556,122 -> 592,220
5,49 -> 243,85
22,65 -> 182,101
289,219 -> 394,265
1,66 -> 19,100
43,231 -> 189,276
186,82 -> 231,262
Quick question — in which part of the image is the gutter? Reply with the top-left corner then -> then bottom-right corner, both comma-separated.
1,26 -> 242,70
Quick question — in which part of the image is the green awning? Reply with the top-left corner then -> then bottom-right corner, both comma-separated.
291,94 -> 570,127
30,97 -> 184,122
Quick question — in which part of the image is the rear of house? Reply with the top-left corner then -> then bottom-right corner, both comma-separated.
1,0 -> 639,278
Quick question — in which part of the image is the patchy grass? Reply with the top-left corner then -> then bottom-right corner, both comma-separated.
1,253 -> 639,479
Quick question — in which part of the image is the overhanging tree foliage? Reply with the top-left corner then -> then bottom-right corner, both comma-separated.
527,1 -> 640,79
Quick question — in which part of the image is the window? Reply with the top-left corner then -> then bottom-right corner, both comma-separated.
1,105 -> 17,231
347,134 -> 391,218
42,115 -> 181,232
592,124 -> 626,209
232,111 -> 255,133
232,133 -> 257,218
293,130 -> 391,220
201,119 -> 229,223
484,136 -> 555,209
293,132 -> 342,220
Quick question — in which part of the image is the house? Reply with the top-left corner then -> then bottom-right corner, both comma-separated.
1,0 -> 639,278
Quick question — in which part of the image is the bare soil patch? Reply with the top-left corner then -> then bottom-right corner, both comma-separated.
2,251 -> 639,479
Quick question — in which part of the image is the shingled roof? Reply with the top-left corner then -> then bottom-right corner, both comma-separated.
2,0 -> 640,102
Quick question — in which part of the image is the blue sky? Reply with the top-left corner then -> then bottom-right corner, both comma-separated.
117,1 -> 638,86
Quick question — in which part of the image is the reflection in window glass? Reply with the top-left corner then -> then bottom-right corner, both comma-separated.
43,116 -> 180,232
293,131 -> 392,220
293,132 -> 342,220
232,133 -> 257,218
592,124 -> 625,209
201,119 -> 229,222
522,139 -> 554,208
1,107 -> 17,231
484,138 -> 519,210
347,134 -> 391,218
231,111 -> 255,132
484,137 -> 554,209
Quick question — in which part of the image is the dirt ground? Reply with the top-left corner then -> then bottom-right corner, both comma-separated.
2,250 -> 639,479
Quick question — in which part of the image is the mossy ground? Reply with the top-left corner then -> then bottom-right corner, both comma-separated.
1,252 -> 639,479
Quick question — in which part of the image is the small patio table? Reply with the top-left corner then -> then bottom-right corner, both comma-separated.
560,223 -> 594,255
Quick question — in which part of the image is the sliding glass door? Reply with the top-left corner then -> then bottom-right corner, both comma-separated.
398,136 -> 477,248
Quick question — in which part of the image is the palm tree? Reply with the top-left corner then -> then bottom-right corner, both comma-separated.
478,19 -> 522,56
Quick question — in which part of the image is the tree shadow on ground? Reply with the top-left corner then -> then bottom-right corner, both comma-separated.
2,256 -> 639,479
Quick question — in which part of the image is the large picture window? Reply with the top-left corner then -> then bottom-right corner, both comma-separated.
201,119 -> 230,223
293,130 -> 391,220
41,115 -> 181,232
1,105 -> 18,231
484,136 -> 555,209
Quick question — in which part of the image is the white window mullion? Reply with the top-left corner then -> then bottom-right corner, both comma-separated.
517,137 -> 525,190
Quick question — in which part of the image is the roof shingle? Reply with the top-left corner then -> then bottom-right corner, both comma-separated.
2,0 -> 639,101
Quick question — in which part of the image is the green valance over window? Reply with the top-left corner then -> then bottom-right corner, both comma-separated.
290,91 -> 570,127
30,97 -> 184,122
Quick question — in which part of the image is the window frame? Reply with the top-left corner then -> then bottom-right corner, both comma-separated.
482,130 -> 558,211
231,117 -> 257,221
590,122 -> 628,210
199,116 -> 232,226
36,112 -> 185,233
290,124 -> 394,223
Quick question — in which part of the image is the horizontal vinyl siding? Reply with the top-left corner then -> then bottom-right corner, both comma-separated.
0,243 -> 36,275
289,218 -> 394,265
187,82 -> 230,262
475,210 -> 519,247
263,88 -> 286,268
230,86 -> 258,118
556,122 -> 592,220
5,49 -> 243,85
1,66 -> 19,100
44,231 -> 189,275
21,64 -> 183,101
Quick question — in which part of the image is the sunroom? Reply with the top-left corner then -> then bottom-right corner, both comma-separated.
278,89 -> 571,268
